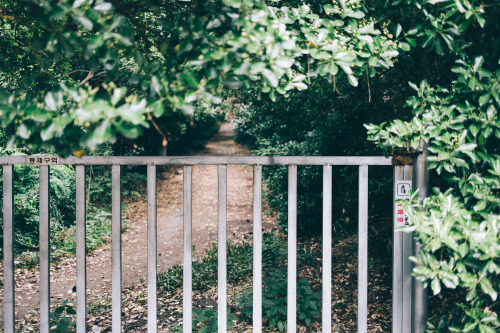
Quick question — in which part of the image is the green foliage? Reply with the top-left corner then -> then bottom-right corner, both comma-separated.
50,300 -> 76,333
59,208 -> 111,255
236,269 -> 321,331
158,240 -> 254,292
365,0 -> 500,331
0,0 -> 399,156
192,307 -> 237,333
0,153 -> 76,253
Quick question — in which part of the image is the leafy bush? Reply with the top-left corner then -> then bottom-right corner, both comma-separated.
158,241 -> 253,292
50,300 -> 76,333
236,269 -> 321,331
0,158 -> 76,254
366,1 -> 500,329
192,307 -> 237,333
59,208 -> 112,255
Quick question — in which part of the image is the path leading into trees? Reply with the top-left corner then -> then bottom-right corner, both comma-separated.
2,122 -> 275,330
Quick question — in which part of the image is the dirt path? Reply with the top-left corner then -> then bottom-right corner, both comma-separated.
3,122 -> 272,330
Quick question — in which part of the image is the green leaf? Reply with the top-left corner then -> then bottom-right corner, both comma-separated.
463,323 -> 478,332
94,2 -> 112,11
474,56 -> 484,72
480,279 -> 498,301
74,15 -> 94,31
262,69 -> 278,88
347,75 -> 358,87
396,24 -> 402,38
198,325 -> 209,333
293,82 -> 308,91
408,82 -> 418,91
327,62 -> 338,75
18,123 -> 31,139
345,10 -> 365,19
111,88 -> 127,106
479,324 -> 497,333
381,50 -> 399,58
431,278 -> 441,295
479,94 -> 490,106
399,42 -> 411,52
44,93 -> 57,111
275,57 -> 294,69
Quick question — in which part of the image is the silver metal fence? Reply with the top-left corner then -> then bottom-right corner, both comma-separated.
1,155 -> 427,333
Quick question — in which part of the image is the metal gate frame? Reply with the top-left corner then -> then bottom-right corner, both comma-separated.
1,155 -> 428,332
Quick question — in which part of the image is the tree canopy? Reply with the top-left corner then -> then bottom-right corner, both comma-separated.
0,0 -> 402,155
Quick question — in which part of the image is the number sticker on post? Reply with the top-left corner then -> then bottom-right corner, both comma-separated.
395,181 -> 411,227
26,156 -> 60,165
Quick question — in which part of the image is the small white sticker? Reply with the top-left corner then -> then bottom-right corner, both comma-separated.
395,181 -> 411,226
26,156 -> 60,165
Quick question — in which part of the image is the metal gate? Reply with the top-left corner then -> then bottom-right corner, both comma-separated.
1,155 -> 428,332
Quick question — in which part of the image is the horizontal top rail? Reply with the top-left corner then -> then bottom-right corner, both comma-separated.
0,155 -> 392,166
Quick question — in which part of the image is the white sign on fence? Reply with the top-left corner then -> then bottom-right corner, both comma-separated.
394,180 -> 411,226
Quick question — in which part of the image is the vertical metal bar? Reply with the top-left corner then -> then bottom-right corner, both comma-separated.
402,165 -> 413,333
218,165 -> 227,332
39,165 -> 50,333
76,165 -> 87,332
287,165 -> 297,333
147,164 -> 157,333
322,165 -> 333,332
358,165 -> 368,333
392,166 -> 404,333
253,165 -> 263,333
3,165 -> 15,333
112,165 -> 122,333
183,165 -> 193,333
412,144 -> 429,333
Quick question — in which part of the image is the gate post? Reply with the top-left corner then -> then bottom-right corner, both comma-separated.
412,142 -> 429,332
392,155 -> 413,333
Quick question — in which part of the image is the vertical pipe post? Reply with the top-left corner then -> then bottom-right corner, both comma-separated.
3,165 -> 15,333
392,164 -> 413,333
412,144 -> 429,333
322,165 -> 333,332
252,165 -> 263,333
358,165 -> 368,333
287,165 -> 297,333
147,164 -> 157,333
39,165 -> 50,333
402,166 -> 413,333
218,165 -> 227,332
76,165 -> 87,332
112,165 -> 122,333
183,165 -> 193,333
392,166 -> 404,333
